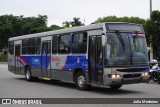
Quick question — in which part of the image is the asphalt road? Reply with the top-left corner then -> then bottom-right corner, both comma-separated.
0,64 -> 160,107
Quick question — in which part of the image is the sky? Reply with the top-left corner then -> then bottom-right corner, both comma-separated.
0,0 -> 160,26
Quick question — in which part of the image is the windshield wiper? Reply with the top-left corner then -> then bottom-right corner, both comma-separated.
115,31 -> 125,53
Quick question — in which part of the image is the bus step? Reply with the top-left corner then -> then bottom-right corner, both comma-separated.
39,77 -> 51,80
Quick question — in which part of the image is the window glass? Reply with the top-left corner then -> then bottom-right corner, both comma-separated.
72,32 -> 87,53
8,41 -> 14,55
47,42 -> 51,54
22,38 -> 40,55
97,37 -> 102,64
58,34 -> 72,54
15,45 -> 20,56
42,42 -> 47,55
28,38 -> 36,54
52,36 -> 58,54
104,33 -> 148,66
36,38 -> 41,54
22,39 -> 28,54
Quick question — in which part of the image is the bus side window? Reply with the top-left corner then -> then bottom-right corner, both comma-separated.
8,41 -> 14,55
58,34 -> 71,54
22,39 -> 28,55
36,38 -> 41,54
52,35 -> 58,54
72,32 -> 87,54
28,38 -> 36,54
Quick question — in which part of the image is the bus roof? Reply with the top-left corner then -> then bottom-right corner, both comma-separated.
8,22 -> 142,41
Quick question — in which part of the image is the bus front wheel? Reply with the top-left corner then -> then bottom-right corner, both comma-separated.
75,72 -> 89,90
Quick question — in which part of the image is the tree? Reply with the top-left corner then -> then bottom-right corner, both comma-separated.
62,17 -> 84,28
0,15 -> 15,48
144,10 -> 160,60
96,16 -> 145,25
0,14 -> 50,49
62,21 -> 70,28
71,17 -> 84,27
49,24 -> 63,30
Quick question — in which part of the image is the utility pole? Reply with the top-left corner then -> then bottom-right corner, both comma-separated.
150,0 -> 153,61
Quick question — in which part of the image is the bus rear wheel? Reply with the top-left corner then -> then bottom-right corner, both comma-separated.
110,85 -> 122,90
25,67 -> 33,81
75,72 -> 89,90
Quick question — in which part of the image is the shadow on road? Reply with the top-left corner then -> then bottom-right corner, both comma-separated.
90,86 -> 143,95
15,77 -> 144,95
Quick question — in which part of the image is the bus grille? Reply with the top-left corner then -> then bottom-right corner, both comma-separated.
123,74 -> 141,78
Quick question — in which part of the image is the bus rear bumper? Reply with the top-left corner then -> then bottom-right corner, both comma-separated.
103,76 -> 149,86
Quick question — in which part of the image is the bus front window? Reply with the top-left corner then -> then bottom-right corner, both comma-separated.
129,33 -> 149,65
104,32 -> 149,66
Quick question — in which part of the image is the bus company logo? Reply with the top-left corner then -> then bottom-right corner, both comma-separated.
31,58 -> 40,65
52,57 -> 60,62
77,58 -> 80,63
2,99 -> 11,104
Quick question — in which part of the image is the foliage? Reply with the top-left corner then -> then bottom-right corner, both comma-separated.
144,10 -> 160,59
62,17 -> 84,28
96,16 -> 145,25
0,54 -> 8,62
49,24 -> 63,30
62,21 -> 70,28
0,14 -> 62,49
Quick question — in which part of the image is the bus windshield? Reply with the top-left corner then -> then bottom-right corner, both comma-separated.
104,32 -> 149,66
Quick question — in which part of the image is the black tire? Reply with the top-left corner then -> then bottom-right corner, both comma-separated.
157,72 -> 160,84
158,80 -> 160,84
152,72 -> 158,82
110,85 -> 122,90
25,67 -> 33,81
75,72 -> 90,90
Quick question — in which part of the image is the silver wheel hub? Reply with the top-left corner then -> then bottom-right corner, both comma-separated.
78,75 -> 85,87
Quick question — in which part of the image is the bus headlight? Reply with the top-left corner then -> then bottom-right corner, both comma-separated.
111,74 -> 121,79
142,72 -> 149,77
111,75 -> 116,78
116,74 -> 121,78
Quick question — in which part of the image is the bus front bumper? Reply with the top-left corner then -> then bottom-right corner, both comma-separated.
103,76 -> 149,86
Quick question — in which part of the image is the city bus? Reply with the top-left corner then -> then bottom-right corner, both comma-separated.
8,22 -> 149,90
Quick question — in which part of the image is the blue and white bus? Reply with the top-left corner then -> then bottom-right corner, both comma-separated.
8,22 -> 149,90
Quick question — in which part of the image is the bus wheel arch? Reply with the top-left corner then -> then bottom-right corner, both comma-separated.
73,68 -> 83,82
73,68 -> 90,90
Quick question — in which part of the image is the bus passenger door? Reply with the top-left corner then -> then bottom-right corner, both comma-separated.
41,41 -> 51,77
89,36 -> 103,84
15,44 -> 21,74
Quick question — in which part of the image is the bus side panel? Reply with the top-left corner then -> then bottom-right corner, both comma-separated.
8,54 -> 16,73
21,56 -> 42,77
51,55 -> 72,81
51,55 -> 88,82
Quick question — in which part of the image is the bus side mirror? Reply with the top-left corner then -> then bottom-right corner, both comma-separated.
102,35 -> 106,46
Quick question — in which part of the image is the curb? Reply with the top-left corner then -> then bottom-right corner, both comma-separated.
0,62 -> 8,64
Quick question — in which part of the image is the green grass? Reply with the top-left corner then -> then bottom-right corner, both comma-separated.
0,54 -> 8,62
